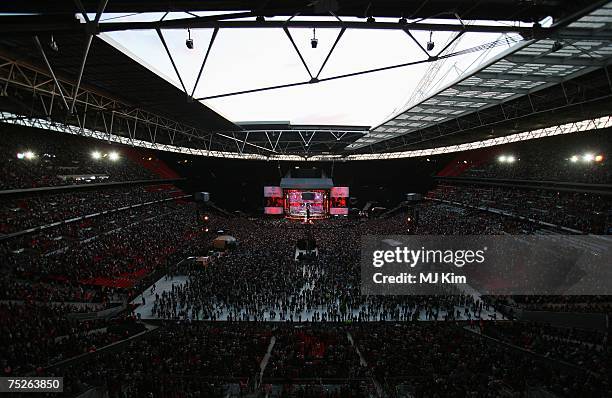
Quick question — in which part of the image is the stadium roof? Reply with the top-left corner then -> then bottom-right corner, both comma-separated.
350,1 -> 612,153
0,1 -> 586,23
0,1 -> 611,160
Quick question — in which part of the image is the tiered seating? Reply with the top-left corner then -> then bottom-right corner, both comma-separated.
0,124 -> 164,190
427,184 -> 610,233
459,129 -> 611,183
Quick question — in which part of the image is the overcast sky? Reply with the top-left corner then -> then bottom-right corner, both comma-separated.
97,12 -> 526,127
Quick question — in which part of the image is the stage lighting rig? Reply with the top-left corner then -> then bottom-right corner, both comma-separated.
311,28 -> 318,49
185,28 -> 194,49
426,32 -> 435,52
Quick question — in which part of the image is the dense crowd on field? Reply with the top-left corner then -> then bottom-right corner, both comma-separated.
151,215 -> 494,323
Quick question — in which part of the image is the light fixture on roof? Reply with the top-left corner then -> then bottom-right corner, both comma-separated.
109,151 -> 120,161
185,28 -> 194,49
551,40 -> 563,52
49,35 -> 58,52
311,28 -> 318,49
91,151 -> 101,160
367,16 -> 375,23
399,17 -> 407,24
426,31 -> 435,52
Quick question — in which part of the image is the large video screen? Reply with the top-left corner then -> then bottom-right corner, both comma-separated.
330,186 -> 349,215
263,186 -> 284,215
286,189 -> 326,218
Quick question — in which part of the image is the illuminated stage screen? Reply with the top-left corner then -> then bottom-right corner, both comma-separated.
263,186 -> 284,215
285,189 -> 327,218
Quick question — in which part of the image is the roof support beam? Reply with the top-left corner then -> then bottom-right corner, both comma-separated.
474,71 -> 563,83
191,27 -> 219,98
283,27 -> 313,80
432,94 -> 502,104
71,0 -> 109,113
315,27 -> 345,80
98,20 -> 544,35
506,54 -> 605,67
156,28 -> 188,95
32,36 -> 70,113
452,84 -> 532,95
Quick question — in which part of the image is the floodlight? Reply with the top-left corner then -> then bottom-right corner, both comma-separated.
570,155 -> 579,162
595,154 -> 604,162
109,151 -> 120,161
17,152 -> 25,159
583,153 -> 594,162
498,155 -> 507,163
426,31 -> 435,51
185,29 -> 194,49
24,151 -> 35,160
49,35 -> 58,52
91,151 -> 101,160
506,155 -> 516,163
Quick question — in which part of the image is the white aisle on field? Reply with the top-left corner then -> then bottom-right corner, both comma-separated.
132,273 -> 505,322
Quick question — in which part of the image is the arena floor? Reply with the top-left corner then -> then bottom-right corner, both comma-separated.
132,274 -> 506,321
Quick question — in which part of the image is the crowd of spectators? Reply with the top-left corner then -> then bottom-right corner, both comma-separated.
479,321 -> 609,374
351,323 -> 610,398
55,323 -> 271,397
0,124 -> 161,190
1,125 -> 610,397
427,184 -> 610,233
151,216 -> 493,323
0,302 -> 141,376
0,184 -> 184,234
461,128 -> 611,183
1,200 -> 204,303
